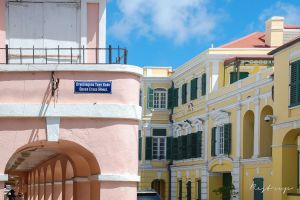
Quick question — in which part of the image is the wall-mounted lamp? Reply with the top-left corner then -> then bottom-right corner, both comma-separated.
264,115 -> 277,123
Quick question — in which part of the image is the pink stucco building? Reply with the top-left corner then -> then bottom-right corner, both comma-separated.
0,0 -> 142,199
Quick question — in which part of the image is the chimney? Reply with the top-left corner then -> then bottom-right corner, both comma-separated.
265,16 -> 284,47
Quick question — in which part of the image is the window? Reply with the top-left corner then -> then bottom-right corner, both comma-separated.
290,60 -> 300,107
152,137 -> 166,160
201,73 -> 206,96
230,71 -> 249,84
211,124 -> 231,156
182,83 -> 187,104
153,88 -> 167,109
190,78 -> 198,100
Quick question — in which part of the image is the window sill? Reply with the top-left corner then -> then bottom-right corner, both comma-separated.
288,104 -> 300,109
152,108 -> 169,112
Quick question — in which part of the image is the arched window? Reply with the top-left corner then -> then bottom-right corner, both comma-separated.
154,88 -> 167,109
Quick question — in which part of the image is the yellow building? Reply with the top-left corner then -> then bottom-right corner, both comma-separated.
139,16 -> 300,200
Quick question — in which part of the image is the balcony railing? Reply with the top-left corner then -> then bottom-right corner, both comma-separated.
0,45 -> 128,65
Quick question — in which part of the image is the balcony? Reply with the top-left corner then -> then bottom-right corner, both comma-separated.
0,45 -> 128,65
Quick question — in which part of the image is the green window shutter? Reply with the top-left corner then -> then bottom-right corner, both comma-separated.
290,61 -> 300,107
240,72 -> 249,80
174,88 -> 179,107
197,179 -> 201,200
178,180 -> 183,200
224,123 -> 232,155
178,136 -> 183,160
145,137 -> 152,160
153,129 -> 166,136
196,131 -> 202,158
147,87 -> 154,109
172,137 -> 178,160
201,73 -> 206,96
182,135 -> 187,159
186,181 -> 191,200
166,137 -> 172,160
138,130 -> 142,160
187,134 -> 192,159
182,84 -> 187,104
253,177 -> 264,200
168,87 -> 174,109
190,78 -> 198,100
223,173 -> 232,199
230,72 -> 238,84
211,127 -> 216,157
191,132 -> 197,158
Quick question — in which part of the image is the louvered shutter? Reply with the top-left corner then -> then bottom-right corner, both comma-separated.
166,137 -> 172,160
190,78 -> 198,100
224,123 -> 232,155
174,88 -> 179,107
172,137 -> 178,160
182,135 -> 187,159
147,87 -> 154,109
182,84 -> 187,104
191,132 -> 197,158
187,134 -> 192,159
145,137 -> 152,160
240,72 -> 249,80
230,72 -> 238,84
196,131 -> 202,158
201,73 -> 206,96
211,127 -> 216,157
178,136 -> 183,160
168,87 -> 173,109
290,61 -> 300,107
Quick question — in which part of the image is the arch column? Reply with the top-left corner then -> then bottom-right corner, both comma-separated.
73,177 -> 91,200
253,98 -> 260,158
64,180 -> 73,200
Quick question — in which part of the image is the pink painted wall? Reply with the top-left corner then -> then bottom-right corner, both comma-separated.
87,3 -> 99,63
0,72 -> 140,105
0,0 -> 6,63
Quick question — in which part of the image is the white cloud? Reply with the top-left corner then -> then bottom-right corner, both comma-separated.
108,0 -> 222,44
259,2 -> 300,25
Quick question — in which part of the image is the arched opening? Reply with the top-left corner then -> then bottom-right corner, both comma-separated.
260,105 -> 273,157
243,110 -> 255,158
4,140 -> 100,200
151,179 -> 165,200
53,160 -> 62,200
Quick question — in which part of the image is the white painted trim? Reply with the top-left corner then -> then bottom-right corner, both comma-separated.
98,0 -> 106,63
46,117 -> 60,142
89,174 -> 140,182
53,181 -> 63,185
73,177 -> 89,182
0,64 -> 143,76
45,182 -> 52,186
273,119 -> 300,130
142,77 -> 171,83
65,179 -> 74,184
0,174 -> 8,181
240,157 -> 272,164
0,104 -> 142,120
81,0 -> 87,49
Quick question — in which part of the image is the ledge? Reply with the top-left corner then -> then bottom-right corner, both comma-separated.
0,64 -> 143,77
89,174 -> 140,182
0,104 -> 142,120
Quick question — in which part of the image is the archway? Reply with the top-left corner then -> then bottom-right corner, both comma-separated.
243,110 -> 255,158
260,105 -> 273,157
4,140 -> 100,200
151,179 -> 165,200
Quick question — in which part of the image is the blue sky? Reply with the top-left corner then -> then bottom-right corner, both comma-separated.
106,0 -> 300,69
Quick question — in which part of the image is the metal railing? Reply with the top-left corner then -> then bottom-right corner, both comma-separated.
0,45 -> 128,64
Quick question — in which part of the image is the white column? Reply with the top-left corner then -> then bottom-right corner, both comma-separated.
170,168 -> 176,200
197,75 -> 202,98
204,115 -> 209,162
201,166 -> 208,200
232,161 -> 240,200
98,0 -> 106,63
187,81 -> 191,102
253,98 -> 260,158
205,65 -> 210,101
236,104 -> 241,159
211,61 -> 219,92
178,85 -> 182,105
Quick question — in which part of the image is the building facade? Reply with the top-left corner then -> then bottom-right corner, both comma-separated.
0,1 -> 141,200
139,17 -> 300,200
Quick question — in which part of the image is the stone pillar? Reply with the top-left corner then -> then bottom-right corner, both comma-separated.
232,161 -> 240,200
73,178 -> 90,200
253,98 -> 260,158
45,182 -> 52,200
201,165 -> 208,200
53,182 -> 62,200
64,180 -> 73,200
38,182 -> 45,200
35,183 -> 39,200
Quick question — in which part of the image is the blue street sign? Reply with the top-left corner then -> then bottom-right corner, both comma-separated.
74,81 -> 112,94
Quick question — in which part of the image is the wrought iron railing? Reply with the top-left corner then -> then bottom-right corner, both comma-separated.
0,45 -> 128,64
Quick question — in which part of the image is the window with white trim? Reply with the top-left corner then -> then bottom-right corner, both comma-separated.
152,137 -> 166,160
217,125 -> 224,155
154,88 -> 167,109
